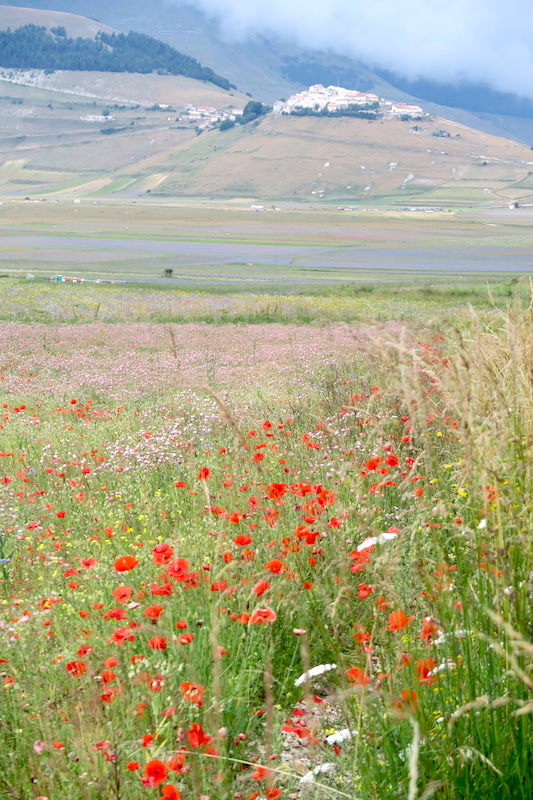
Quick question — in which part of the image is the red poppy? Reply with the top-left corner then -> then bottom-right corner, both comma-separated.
179,681 -> 205,705
234,534 -> 252,546
148,636 -> 167,650
112,585 -> 133,603
166,558 -> 190,580
252,765 -> 271,781
317,489 -> 336,507
346,667 -> 370,685
167,753 -> 185,772
114,556 -> 139,573
106,608 -> 126,620
109,626 -> 136,645
151,581 -> 173,596
187,722 -> 212,748
268,483 -> 287,500
152,543 -> 174,565
144,604 -> 164,620
398,688 -> 418,712
264,559 -> 283,574
266,789 -> 282,799
198,467 -> 210,481
143,759 -> 167,786
417,658 -> 437,684
249,607 -> 277,625
388,610 -> 415,631
177,632 -> 194,645
158,786 -> 182,800
353,626 -> 371,643
418,617 -> 440,641
252,580 -> 270,597
66,660 -> 86,677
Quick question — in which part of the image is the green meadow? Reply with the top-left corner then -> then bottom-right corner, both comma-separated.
0,220 -> 531,799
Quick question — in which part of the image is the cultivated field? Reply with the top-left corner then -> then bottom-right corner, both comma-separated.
0,272 -> 531,800
2,200 -> 533,285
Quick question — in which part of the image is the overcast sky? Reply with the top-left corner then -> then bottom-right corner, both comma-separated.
184,0 -> 533,98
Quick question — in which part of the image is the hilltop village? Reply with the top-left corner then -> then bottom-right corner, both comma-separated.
273,84 -> 425,118
177,85 -> 427,130
177,85 -> 426,130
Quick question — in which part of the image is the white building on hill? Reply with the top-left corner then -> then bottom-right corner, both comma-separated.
391,102 -> 424,116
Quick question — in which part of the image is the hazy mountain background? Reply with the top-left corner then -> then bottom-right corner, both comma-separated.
1,0 -> 533,145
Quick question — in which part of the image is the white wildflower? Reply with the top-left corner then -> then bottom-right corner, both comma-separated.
356,532 -> 398,552
428,660 -> 457,676
434,629 -> 469,645
325,728 -> 356,745
294,663 -> 337,686
300,763 -> 334,783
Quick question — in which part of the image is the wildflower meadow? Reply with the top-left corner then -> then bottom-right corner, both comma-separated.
0,293 -> 531,800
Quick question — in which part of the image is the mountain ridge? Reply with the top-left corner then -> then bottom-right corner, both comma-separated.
0,8 -> 234,90
1,0 -> 533,145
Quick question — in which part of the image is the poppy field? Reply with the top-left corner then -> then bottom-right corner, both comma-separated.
0,301 -> 531,800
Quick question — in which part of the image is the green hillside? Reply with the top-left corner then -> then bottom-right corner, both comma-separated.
1,75 -> 532,207
0,3 -> 117,38
0,23 -> 234,89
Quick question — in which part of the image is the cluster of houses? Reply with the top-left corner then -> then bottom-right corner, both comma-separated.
273,84 -> 425,118
179,104 -> 244,130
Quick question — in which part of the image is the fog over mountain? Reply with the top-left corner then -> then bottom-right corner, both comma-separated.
2,0 -> 533,142
184,0 -> 533,100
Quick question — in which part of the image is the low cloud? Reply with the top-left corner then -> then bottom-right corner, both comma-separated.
182,0 -> 533,98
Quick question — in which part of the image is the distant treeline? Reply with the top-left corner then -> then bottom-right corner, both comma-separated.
219,100 -> 271,130
0,25 -> 235,90
286,104 -> 381,119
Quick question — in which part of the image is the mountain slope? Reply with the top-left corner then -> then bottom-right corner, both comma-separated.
0,4 -> 116,37
0,25 -> 233,88
144,114 -> 533,204
2,83 -> 532,207
1,0 -> 533,146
